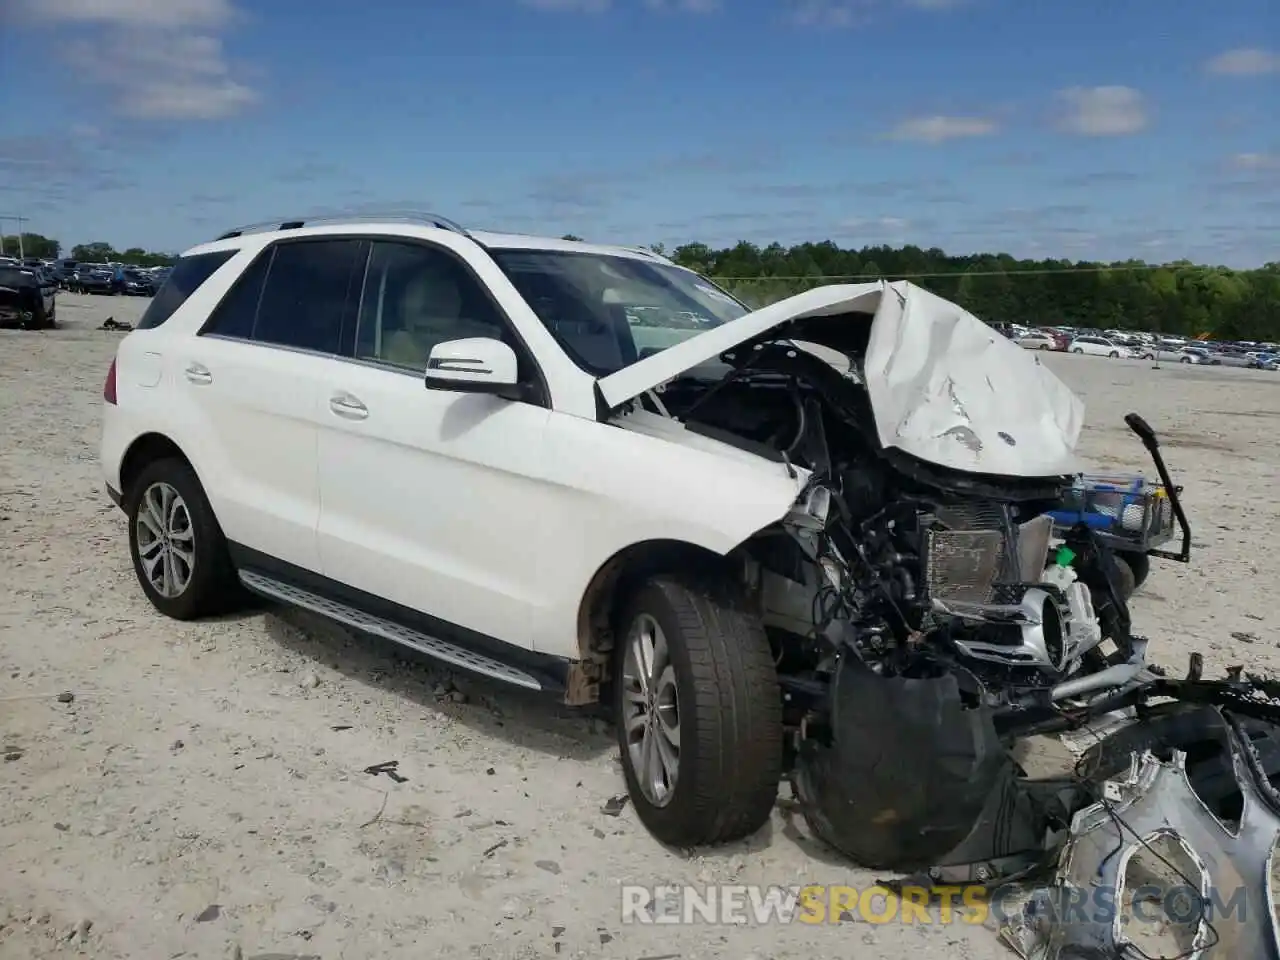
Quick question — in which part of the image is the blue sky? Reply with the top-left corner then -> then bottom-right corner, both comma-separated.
2,0 -> 1277,266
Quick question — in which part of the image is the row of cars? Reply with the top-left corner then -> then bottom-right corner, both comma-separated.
53,260 -> 169,296
0,255 -> 171,329
1002,323 -> 1279,370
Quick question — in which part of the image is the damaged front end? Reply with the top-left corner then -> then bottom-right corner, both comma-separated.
605,280 -> 1280,955
611,284 -> 1203,871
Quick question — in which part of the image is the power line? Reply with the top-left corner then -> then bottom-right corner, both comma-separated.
708,263 -> 1210,282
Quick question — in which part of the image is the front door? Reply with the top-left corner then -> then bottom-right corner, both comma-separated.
315,238 -> 560,652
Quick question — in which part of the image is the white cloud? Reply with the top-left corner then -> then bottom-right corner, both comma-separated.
1055,86 -> 1148,137
1231,152 -> 1280,171
12,0 -> 257,120
790,0 -> 959,27
841,216 -> 911,230
884,115 -> 998,144
1204,47 -> 1280,76
15,0 -> 236,28
519,0 -> 611,10
645,0 -> 721,10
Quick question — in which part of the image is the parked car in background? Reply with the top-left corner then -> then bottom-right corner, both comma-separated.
1254,354 -> 1279,371
1137,344 -> 1199,363
1017,331 -> 1058,350
1069,335 -> 1133,358
0,264 -> 57,329
1214,349 -> 1256,368
121,269 -> 157,296
1044,329 -> 1071,350
53,259 -> 79,287
70,264 -> 116,295
1181,346 -> 1219,365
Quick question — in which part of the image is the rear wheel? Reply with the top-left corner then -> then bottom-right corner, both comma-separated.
1108,351 -> 1120,358
125,458 -> 244,620
613,577 -> 783,848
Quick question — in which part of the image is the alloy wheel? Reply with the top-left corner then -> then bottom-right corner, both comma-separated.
621,613 -> 681,806
135,481 -> 195,598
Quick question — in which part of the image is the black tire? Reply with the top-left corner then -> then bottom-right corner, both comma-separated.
1072,347 -> 1083,354
1180,356 -> 1191,363
1116,550 -> 1151,592
1039,344 -> 1051,350
612,577 -> 783,848
1111,553 -> 1137,600
1108,351 -> 1120,358
125,457 -> 243,620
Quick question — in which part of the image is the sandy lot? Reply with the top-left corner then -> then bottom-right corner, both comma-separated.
2,293 -> 1278,959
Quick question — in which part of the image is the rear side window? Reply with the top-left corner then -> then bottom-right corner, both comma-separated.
201,250 -> 272,340
136,251 -> 235,330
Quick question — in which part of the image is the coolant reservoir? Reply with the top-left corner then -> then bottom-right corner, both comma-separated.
1040,545 -> 1078,592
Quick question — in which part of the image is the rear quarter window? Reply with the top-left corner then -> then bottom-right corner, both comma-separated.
0,267 -> 36,288
136,250 -> 236,330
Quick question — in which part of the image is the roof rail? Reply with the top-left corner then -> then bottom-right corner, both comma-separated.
618,245 -> 674,265
215,211 -> 473,242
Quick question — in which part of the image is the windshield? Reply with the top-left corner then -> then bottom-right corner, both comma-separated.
490,249 -> 748,376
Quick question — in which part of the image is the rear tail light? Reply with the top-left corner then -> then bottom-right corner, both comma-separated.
104,357 -> 117,405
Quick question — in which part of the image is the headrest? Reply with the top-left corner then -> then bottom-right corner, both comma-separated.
400,270 -> 461,321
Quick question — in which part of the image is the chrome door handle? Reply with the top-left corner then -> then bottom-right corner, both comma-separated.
329,392 -> 368,420
184,363 -> 212,385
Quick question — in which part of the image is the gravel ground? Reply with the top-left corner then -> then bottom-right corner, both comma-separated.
2,293 -> 1278,959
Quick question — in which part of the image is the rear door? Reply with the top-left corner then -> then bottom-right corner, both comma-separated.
179,238 -> 368,574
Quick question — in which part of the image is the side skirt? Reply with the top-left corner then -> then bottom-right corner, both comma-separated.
227,543 -> 570,697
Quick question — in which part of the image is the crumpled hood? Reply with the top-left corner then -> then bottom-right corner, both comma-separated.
596,280 -> 1085,478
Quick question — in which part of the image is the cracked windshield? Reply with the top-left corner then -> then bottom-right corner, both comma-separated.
3,1 -> 1277,959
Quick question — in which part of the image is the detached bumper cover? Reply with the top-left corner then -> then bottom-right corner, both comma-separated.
1004,708 -> 1280,959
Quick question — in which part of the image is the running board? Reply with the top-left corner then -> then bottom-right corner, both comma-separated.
238,569 -> 544,691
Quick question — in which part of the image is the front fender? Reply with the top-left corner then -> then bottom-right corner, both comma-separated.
531,412 -> 809,657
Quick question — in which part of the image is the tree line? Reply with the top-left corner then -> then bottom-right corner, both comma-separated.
9,231 -> 1278,341
0,234 -> 177,268
657,242 -> 1280,342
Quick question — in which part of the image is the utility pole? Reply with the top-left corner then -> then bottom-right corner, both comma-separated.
0,215 -> 28,259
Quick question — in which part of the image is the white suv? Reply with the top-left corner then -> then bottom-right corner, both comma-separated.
103,213 -> 1139,863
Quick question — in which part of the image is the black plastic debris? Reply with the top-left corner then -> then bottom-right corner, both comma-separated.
363,760 -> 407,783
601,795 -> 629,817
793,657 -> 1006,870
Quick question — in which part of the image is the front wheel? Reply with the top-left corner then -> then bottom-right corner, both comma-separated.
613,577 -> 783,848
1072,347 -> 1084,354
125,457 -> 244,620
